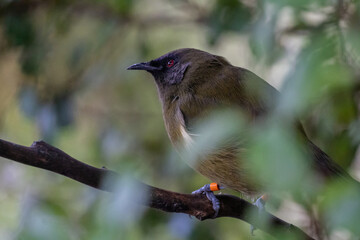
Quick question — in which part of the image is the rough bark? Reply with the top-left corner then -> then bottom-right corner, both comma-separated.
0,138 -> 314,239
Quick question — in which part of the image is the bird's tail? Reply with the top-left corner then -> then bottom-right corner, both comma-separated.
308,140 -> 359,185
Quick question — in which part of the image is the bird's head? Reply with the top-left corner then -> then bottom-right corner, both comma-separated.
127,48 -> 229,89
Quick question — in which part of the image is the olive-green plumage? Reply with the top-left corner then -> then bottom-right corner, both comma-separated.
127,48 -> 353,197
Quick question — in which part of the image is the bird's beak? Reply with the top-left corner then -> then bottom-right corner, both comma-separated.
127,62 -> 161,71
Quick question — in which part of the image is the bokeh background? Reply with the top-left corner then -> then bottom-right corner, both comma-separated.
1,0 -> 360,239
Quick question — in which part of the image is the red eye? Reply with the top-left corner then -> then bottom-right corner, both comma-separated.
167,59 -> 175,67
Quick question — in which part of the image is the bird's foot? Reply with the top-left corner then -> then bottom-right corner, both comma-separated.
250,194 -> 267,236
192,183 -> 223,218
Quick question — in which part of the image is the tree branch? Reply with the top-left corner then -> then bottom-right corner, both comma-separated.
0,138 -> 314,239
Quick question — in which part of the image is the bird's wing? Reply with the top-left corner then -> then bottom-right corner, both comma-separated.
179,66 -> 357,183
240,69 -> 355,181
179,66 -> 279,126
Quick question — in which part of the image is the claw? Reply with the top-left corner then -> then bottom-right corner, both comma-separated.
192,183 -> 223,218
250,224 -> 256,236
254,197 -> 266,211
250,195 -> 267,235
205,191 -> 220,218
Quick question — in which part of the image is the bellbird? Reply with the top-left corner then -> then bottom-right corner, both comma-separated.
127,48 -> 357,217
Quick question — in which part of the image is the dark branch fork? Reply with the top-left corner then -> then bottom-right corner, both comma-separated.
0,138 -> 313,239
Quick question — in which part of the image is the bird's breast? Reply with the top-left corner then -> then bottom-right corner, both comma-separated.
162,99 -> 260,196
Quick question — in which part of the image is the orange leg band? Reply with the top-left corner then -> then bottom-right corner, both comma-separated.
209,182 -> 221,191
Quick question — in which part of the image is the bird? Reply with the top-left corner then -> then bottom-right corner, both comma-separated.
127,48 -> 356,219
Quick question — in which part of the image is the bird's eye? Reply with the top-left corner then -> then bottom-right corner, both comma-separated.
167,59 -> 175,68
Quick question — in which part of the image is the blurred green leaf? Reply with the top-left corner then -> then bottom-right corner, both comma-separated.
321,181 -> 360,236
4,13 -> 34,47
249,3 -> 279,62
279,33 -> 352,118
247,119 -> 315,195
21,46 -> 44,75
182,109 -> 246,169
208,0 -> 252,44
17,197 -> 73,240
269,0 -> 327,8
327,131 -> 355,168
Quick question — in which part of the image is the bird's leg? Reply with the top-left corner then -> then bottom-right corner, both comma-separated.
192,183 -> 224,218
250,194 -> 268,235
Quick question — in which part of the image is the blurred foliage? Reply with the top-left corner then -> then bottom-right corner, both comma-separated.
0,0 -> 360,239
